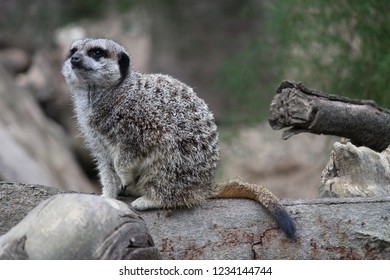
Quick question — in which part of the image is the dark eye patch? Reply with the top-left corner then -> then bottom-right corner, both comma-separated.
87,47 -> 108,60
67,47 -> 77,58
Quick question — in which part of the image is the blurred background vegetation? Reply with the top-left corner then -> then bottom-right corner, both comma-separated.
1,0 -> 388,196
216,0 -> 390,124
1,0 -> 389,126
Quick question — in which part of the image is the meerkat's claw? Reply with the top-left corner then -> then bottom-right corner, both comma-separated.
119,184 -> 127,196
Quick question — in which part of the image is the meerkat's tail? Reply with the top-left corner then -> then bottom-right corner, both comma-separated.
210,179 -> 296,239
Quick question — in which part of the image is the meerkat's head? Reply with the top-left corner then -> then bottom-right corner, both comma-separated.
62,38 -> 131,91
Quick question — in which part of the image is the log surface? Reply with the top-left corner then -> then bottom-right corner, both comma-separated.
1,183 -> 389,259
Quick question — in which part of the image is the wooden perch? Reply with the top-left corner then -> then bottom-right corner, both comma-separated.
268,80 -> 390,152
1,183 -> 389,259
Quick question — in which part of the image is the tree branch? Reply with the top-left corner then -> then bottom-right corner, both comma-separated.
268,80 -> 390,152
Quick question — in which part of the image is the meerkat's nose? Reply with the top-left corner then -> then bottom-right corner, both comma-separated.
71,54 -> 82,67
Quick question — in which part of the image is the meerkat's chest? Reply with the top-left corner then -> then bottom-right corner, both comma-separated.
73,93 -> 93,132
77,110 -> 120,163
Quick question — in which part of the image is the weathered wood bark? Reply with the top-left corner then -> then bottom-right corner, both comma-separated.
0,187 -> 161,260
319,142 -> 390,198
1,183 -> 389,259
269,80 -> 390,152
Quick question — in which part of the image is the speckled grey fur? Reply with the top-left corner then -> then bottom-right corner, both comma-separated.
62,38 -> 296,238
62,38 -> 218,209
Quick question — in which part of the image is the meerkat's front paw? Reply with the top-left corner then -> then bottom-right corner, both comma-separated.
131,196 -> 162,210
119,184 -> 127,196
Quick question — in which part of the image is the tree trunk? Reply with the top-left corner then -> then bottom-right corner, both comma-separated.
268,80 -> 390,152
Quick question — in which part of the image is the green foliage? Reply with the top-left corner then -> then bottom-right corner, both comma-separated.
216,0 -> 390,126
268,0 -> 390,106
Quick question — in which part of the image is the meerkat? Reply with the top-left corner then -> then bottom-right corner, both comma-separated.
62,38 -> 296,238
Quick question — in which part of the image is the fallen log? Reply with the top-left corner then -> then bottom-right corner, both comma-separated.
1,183 -> 389,259
268,80 -> 390,152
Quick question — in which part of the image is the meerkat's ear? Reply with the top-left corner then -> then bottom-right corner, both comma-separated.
118,52 -> 130,79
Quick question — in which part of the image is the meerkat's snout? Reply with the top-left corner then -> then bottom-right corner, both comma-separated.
70,53 -> 83,68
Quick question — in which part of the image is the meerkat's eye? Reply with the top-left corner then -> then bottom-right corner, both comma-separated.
88,48 -> 108,60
